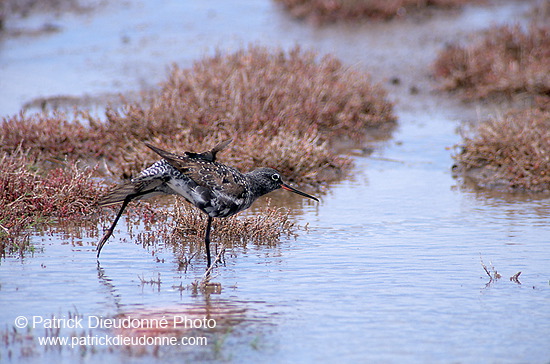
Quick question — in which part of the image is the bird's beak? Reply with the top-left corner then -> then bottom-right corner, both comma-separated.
281,183 -> 319,202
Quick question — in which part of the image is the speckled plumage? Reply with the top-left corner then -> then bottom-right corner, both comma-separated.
96,140 -> 319,267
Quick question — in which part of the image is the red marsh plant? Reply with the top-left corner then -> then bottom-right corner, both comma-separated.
1,46 -> 394,252
434,22 -> 550,108
171,199 -> 296,247
0,149 -> 103,255
453,109 -> 550,192
274,0 -> 482,24
1,46 -> 395,186
136,198 -> 297,268
103,46 -> 395,182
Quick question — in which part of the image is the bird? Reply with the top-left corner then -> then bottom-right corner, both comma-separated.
96,139 -> 319,267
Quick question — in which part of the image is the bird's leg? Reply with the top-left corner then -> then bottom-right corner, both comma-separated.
96,190 -> 154,258
96,199 -> 131,258
205,216 -> 213,268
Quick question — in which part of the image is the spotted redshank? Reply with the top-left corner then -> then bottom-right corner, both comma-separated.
96,139 -> 319,266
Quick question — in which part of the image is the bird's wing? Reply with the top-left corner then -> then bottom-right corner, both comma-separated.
184,138 -> 233,162
144,143 -> 246,198
209,138 -> 233,159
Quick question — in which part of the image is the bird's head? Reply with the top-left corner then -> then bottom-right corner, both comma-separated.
250,168 -> 319,202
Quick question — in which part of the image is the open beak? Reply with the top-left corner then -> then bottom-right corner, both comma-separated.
282,183 -> 319,202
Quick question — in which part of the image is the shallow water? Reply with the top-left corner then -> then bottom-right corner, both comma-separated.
1,1 -> 550,363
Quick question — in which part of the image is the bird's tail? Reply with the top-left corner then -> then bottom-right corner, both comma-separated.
97,182 -> 140,207
98,179 -> 164,207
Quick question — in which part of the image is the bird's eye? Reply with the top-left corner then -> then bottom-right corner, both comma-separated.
271,173 -> 280,181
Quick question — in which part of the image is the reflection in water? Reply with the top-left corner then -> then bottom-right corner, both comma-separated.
95,261 -> 272,360
97,262 -> 123,312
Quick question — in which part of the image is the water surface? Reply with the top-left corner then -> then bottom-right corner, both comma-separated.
1,1 -> 549,363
